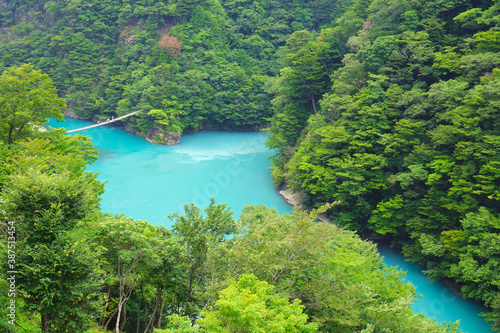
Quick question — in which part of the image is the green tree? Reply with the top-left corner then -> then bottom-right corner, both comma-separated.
285,80 -> 398,230
93,215 -> 166,333
203,205 -> 457,332
0,276 -> 41,332
148,107 -> 185,134
0,169 -> 104,332
267,37 -> 331,155
448,208 -> 500,307
198,274 -> 318,333
0,64 -> 66,145
0,130 -> 99,191
0,130 -> 104,332
154,314 -> 201,332
169,199 -> 235,316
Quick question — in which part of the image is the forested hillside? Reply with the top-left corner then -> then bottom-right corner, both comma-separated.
0,0 -> 349,142
1,0 -> 500,331
265,0 -> 500,329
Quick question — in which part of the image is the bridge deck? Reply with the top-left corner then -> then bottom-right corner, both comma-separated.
66,111 -> 140,133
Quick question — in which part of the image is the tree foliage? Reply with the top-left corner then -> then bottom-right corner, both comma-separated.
0,130 -> 104,332
0,64 -> 65,145
198,274 -> 318,333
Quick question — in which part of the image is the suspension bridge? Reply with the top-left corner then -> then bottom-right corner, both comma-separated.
66,111 -> 141,133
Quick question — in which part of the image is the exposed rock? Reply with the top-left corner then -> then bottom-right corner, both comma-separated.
63,108 -> 85,120
278,188 -> 303,208
279,187 -> 335,225
119,25 -> 139,44
317,213 -> 334,224
126,34 -> 135,44
146,126 -> 181,145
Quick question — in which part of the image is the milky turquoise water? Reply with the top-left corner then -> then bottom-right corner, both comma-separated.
379,245 -> 493,332
47,117 -> 494,333
47,118 -> 293,223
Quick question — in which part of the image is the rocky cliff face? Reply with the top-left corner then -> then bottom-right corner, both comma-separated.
146,126 -> 180,145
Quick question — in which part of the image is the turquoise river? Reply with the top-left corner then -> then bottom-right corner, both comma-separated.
48,117 -> 493,333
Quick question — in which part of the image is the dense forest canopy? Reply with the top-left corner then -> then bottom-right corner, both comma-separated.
0,0 -> 500,331
0,0 -> 350,141
266,1 -> 500,330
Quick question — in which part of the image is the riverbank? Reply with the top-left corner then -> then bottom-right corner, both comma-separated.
278,187 -> 334,224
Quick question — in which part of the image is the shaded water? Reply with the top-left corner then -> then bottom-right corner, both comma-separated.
48,117 -> 493,332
